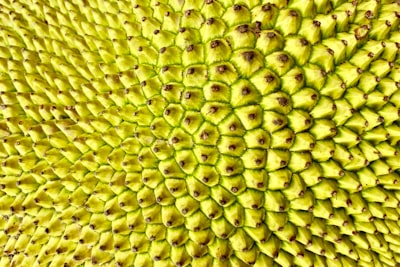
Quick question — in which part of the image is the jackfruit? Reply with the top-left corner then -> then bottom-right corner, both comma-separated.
0,0 -> 399,266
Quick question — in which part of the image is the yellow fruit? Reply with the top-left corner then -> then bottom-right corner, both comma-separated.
0,0 -> 400,266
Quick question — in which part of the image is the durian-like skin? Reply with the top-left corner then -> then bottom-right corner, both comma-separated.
0,0 -> 400,266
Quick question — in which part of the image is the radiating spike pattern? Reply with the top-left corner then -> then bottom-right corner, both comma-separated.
0,0 -> 399,266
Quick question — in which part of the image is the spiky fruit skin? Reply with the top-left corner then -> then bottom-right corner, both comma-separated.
0,0 -> 400,266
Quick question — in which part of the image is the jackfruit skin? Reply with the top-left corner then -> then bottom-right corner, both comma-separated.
0,0 -> 399,266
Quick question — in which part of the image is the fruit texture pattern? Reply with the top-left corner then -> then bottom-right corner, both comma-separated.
0,0 -> 399,266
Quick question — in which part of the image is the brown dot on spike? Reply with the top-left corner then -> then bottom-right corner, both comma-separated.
300,39 -> 309,46
209,106 -> 218,113
163,84 -> 173,91
279,54 -> 289,63
187,68 -> 195,74
273,119 -> 283,126
248,113 -> 256,120
265,75 -> 275,83
262,4 -> 272,11
267,32 -> 276,38
211,84 -> 220,92
200,131 -> 209,140
277,97 -> 289,106
219,255 -> 228,261
237,24 -> 249,33
210,40 -> 220,48
273,251 -> 279,258
233,4 -> 241,11
295,73 -> 303,81
184,92 -> 191,99
217,65 -> 227,74
186,44 -> 194,52
242,87 -> 250,95
243,51 -> 255,62
313,20 -> 321,27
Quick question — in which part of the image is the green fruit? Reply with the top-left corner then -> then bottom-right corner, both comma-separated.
0,0 -> 400,266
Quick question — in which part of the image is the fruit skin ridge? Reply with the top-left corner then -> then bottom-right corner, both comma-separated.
0,0 -> 399,266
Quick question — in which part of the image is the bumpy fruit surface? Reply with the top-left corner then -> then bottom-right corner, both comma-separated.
0,0 -> 399,266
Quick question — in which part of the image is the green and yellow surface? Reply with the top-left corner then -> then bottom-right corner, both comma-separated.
0,0 -> 400,266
